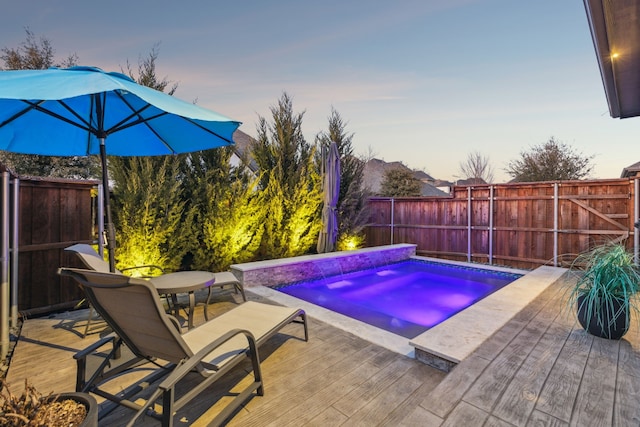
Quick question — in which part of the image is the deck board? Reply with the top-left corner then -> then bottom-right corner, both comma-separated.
570,335 -> 619,426
490,307 -> 571,425
463,312 -> 552,412
440,401 -> 490,426
5,273 -> 640,426
341,367 -> 424,426
526,410 -> 569,427
420,354 -> 491,418
535,328 -> 594,422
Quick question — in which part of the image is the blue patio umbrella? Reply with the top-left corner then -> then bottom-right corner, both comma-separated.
0,66 -> 240,271
317,141 -> 341,253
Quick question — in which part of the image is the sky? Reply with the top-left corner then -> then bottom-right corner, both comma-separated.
0,0 -> 636,183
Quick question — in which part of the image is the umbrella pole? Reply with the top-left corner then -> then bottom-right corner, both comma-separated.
99,139 -> 116,272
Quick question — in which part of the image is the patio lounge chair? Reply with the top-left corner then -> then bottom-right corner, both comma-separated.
65,244 -> 247,329
58,267 -> 308,426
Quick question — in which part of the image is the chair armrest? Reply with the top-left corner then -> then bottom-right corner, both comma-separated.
73,335 -> 117,361
166,314 -> 182,333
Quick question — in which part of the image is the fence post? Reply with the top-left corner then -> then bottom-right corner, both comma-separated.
634,178 -> 639,265
10,178 -> 18,329
553,183 -> 559,267
1,173 -> 9,360
489,185 -> 494,265
467,187 -> 472,262
390,198 -> 394,245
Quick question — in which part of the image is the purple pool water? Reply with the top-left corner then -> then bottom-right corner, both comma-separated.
275,259 -> 522,338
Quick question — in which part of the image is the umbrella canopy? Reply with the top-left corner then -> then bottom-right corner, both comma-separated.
0,66 -> 240,270
317,141 -> 341,253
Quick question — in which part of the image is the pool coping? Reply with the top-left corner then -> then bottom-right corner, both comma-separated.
408,261 -> 566,371
246,254 -> 567,370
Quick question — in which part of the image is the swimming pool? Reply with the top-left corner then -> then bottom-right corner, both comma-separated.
274,259 -> 523,339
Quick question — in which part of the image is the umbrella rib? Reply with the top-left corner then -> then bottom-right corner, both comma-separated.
19,99 -> 94,134
173,115 -> 236,144
116,112 -> 236,154
0,100 -> 46,128
110,90 -> 235,152
108,90 -> 176,152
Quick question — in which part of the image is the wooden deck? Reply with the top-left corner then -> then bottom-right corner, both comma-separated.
5,274 -> 640,426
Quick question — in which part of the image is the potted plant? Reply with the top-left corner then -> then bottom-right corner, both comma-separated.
0,380 -> 98,426
567,242 -> 640,340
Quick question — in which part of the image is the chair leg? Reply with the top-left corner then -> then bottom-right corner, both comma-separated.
203,287 -> 212,321
236,283 -> 247,302
83,307 -> 93,338
82,305 -> 103,338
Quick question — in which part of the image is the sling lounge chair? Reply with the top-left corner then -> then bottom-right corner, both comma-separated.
58,267 -> 308,427
65,244 -> 247,329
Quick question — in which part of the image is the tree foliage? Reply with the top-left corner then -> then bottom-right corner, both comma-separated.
458,151 -> 494,183
315,108 -> 370,242
194,173 -> 265,271
185,146 -> 264,272
109,49 -> 189,271
253,92 -> 322,257
505,137 -> 595,182
253,93 -> 313,191
380,168 -> 422,197
122,43 -> 177,96
0,28 -> 78,70
110,156 -> 186,272
0,29 -> 99,178
2,31 -> 364,271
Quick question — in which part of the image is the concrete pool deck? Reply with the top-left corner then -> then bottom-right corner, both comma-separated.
242,249 -> 567,371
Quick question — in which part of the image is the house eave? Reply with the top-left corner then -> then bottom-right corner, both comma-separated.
583,0 -> 640,119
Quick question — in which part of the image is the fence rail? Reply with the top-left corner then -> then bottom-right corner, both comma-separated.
365,178 -> 639,270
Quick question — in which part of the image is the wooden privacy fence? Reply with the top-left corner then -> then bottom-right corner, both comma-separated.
0,171 -> 100,358
365,178 -> 640,270
0,173 -> 100,314
17,177 -> 99,313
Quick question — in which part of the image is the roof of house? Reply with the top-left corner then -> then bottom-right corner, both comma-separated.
361,158 -> 452,196
433,179 -> 454,187
413,170 -> 435,182
362,159 -> 403,193
420,183 -> 449,197
621,161 -> 640,178
362,158 -> 426,194
455,177 -> 488,186
584,0 -> 640,118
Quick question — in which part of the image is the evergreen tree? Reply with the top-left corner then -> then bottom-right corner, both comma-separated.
109,47 -> 188,271
194,175 -> 265,271
110,156 -> 185,272
253,93 -> 322,258
380,168 -> 422,197
185,147 -> 265,271
121,44 -> 177,96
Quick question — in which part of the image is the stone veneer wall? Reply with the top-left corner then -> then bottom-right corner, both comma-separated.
230,244 -> 417,288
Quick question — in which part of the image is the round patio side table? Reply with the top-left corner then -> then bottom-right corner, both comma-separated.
150,271 -> 216,329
